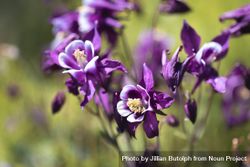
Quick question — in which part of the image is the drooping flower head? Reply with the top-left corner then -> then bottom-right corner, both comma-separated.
161,46 -> 191,93
180,20 -> 230,94
222,64 -> 250,128
115,64 -> 174,138
220,4 -> 250,36
57,39 -> 126,108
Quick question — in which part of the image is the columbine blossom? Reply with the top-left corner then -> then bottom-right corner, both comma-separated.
58,39 -> 126,108
159,0 -> 191,14
161,46 -> 191,93
115,64 -> 174,138
222,64 -> 250,128
181,20 -> 230,93
79,0 -> 132,45
220,4 -> 250,36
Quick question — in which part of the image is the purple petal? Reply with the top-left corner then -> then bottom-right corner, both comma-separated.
84,56 -> 99,74
105,17 -> 123,29
220,4 -> 250,21
208,76 -> 227,93
58,52 -> 79,69
84,40 -> 95,61
117,101 -> 132,117
143,112 -> 159,138
195,42 -> 222,64
159,0 -> 191,14
126,122 -> 140,138
153,92 -> 174,110
120,85 -> 141,100
101,59 -> 127,74
212,32 -> 230,61
81,80 -> 96,108
140,63 -> 154,91
63,69 -> 85,82
65,40 -> 85,56
181,20 -> 201,56
127,113 -> 144,123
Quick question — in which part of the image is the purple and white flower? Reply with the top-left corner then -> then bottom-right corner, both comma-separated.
180,20 -> 230,94
115,64 -> 174,138
58,39 -> 126,108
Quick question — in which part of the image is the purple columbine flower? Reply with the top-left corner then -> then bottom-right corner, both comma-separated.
115,64 -> 174,138
161,46 -> 191,93
79,0 -> 132,45
184,98 -> 197,124
52,91 -> 66,114
58,39 -> 126,108
222,64 -> 250,128
180,20 -> 230,94
159,0 -> 191,14
134,30 -> 170,81
220,4 -> 250,36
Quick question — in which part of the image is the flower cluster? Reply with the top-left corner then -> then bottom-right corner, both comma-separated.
43,0 -> 250,155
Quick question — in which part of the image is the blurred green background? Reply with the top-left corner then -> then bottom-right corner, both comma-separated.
0,0 -> 250,166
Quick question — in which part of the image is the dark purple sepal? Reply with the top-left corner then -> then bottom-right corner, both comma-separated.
143,112 -> 159,138
181,20 -> 201,57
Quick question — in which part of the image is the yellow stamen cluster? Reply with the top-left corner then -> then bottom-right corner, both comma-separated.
73,49 -> 86,66
127,98 -> 145,113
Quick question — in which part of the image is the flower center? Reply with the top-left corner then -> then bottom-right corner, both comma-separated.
73,49 -> 86,67
126,98 -> 145,113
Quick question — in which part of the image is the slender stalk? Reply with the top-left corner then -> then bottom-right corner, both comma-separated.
177,88 -> 187,134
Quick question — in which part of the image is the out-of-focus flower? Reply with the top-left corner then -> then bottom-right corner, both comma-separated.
79,0 -> 132,46
222,64 -> 250,128
58,39 -> 126,108
52,91 -> 66,114
166,114 -> 179,127
220,4 -> 250,36
181,20 -> 230,94
184,98 -> 197,124
161,46 -> 191,93
159,0 -> 191,14
134,30 -> 170,81
50,11 -> 79,35
115,64 -> 174,138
